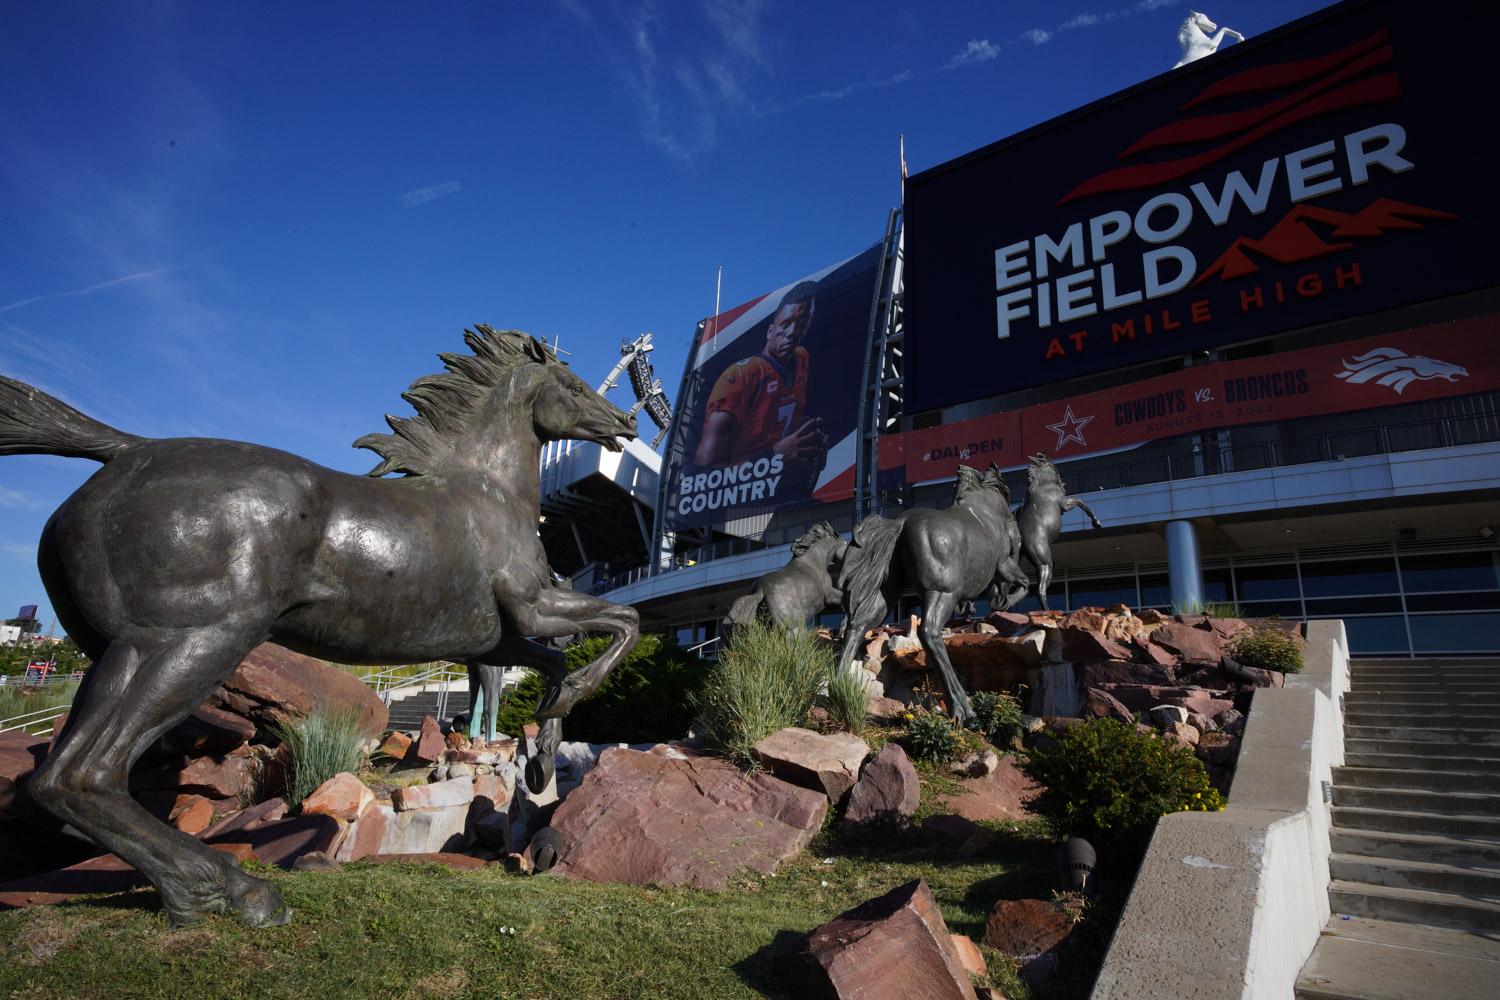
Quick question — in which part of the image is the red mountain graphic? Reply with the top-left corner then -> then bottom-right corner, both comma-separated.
1192,198 -> 1456,285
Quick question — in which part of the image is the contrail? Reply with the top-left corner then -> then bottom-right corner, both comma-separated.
0,265 -> 182,314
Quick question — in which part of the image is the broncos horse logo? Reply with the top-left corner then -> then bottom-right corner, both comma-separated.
1335,348 -> 1469,395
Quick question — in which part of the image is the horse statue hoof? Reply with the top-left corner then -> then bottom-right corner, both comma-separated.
525,753 -> 555,794
529,828 -> 563,872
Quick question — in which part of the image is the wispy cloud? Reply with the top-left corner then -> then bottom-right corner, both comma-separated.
0,266 -> 181,315
0,487 -> 44,510
399,181 -> 462,208
1021,28 -> 1053,45
1137,0 -> 1177,10
0,540 -> 37,562
800,70 -> 913,104
561,0 -> 770,162
1061,14 -> 1102,29
945,39 -> 1001,69
1016,2 -> 1182,50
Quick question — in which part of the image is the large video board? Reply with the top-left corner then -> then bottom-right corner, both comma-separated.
662,245 -> 882,531
904,0 -> 1500,411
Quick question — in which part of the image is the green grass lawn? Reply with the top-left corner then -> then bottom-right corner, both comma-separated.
0,818 -> 1120,1000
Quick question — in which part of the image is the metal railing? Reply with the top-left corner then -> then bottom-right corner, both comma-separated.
0,704 -> 70,737
593,410 -> 1500,595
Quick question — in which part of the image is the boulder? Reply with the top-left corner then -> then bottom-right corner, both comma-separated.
1149,705 -> 1189,728
207,642 -> 387,737
866,696 -> 908,722
950,934 -> 988,979
334,801 -> 471,861
1045,627 -> 1132,663
935,756 -> 1038,823
944,632 -> 1045,690
984,897 -> 1079,985
1206,617 -> 1251,641
1132,636 -> 1179,670
1165,721 -> 1200,747
0,731 -> 49,819
982,610 -> 1033,631
1083,688 -> 1135,724
408,716 -> 444,763
134,754 -> 255,803
472,773 -> 513,815
169,794 -> 215,835
549,747 -> 827,889
392,776 -> 474,812
207,814 -> 344,868
1150,623 -> 1223,666
0,853 -> 144,908
376,731 -> 412,759
752,727 -> 869,804
787,879 -> 978,1000
842,744 -> 920,834
148,705 -> 256,758
1075,659 -> 1173,689
301,772 -> 374,823
200,796 -> 288,841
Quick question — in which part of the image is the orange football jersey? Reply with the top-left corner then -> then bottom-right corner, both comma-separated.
704,347 -> 810,463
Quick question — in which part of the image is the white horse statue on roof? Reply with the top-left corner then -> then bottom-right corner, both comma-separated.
1175,10 -> 1245,68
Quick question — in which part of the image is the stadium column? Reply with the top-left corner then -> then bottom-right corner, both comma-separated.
1165,519 -> 1204,610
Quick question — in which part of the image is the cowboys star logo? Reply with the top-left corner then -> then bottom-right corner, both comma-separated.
1045,405 -> 1094,451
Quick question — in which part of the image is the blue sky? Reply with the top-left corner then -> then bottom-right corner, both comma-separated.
0,0 -> 1328,631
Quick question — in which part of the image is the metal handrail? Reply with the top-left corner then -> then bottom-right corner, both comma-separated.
0,704 -> 70,736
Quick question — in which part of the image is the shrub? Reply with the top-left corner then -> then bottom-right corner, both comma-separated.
692,621 -> 831,767
968,690 -> 1024,747
1021,718 -> 1223,849
905,709 -> 961,763
490,634 -> 706,744
823,666 -> 868,737
270,708 -> 366,807
1226,625 -> 1303,673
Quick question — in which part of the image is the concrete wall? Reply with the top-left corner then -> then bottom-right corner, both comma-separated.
1090,620 -> 1349,1000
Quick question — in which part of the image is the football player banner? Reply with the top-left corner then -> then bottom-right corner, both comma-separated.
662,244 -> 883,531
888,314 -> 1500,485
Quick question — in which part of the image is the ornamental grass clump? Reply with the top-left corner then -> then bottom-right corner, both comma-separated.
270,707 -> 366,807
692,620 -> 832,767
968,689 -> 1025,748
1226,624 -> 1304,673
823,664 -> 869,737
1021,718 -> 1223,852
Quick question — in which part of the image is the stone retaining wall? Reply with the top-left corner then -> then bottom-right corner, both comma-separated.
1091,620 -> 1349,1000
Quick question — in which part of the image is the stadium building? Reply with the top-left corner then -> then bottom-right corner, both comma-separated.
540,0 -> 1500,659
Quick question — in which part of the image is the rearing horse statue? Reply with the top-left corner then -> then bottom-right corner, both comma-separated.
725,521 -> 848,631
836,466 -> 1018,726
0,325 -> 639,928
1174,11 -> 1245,69
1017,453 -> 1103,611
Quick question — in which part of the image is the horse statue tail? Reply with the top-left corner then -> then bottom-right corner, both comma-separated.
0,376 -> 142,462
837,515 -> 904,623
725,591 -> 764,629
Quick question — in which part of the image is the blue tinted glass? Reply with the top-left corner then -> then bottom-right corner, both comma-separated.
1139,575 -> 1170,607
1409,613 -> 1500,652
1335,615 -> 1409,654
1300,558 -> 1398,597
1234,564 -> 1299,601
1399,552 -> 1500,593
1068,578 -> 1137,610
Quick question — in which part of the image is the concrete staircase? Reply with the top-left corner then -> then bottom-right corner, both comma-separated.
386,689 -> 472,731
1296,658 -> 1500,1000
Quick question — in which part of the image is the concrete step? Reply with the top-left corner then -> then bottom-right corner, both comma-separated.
1347,695 -> 1500,710
1330,853 -> 1500,898
1296,916 -> 1500,1000
1327,880 -> 1500,933
1335,766 -> 1500,793
1345,724 -> 1500,746
1356,661 -> 1500,671
1333,805 -> 1500,839
1346,750 -> 1500,772
1347,712 -> 1500,730
1334,785 -> 1500,817
1331,828 -> 1500,869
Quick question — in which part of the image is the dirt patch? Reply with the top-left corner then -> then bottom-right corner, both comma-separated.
402,967 -> 469,999
14,909 -> 81,965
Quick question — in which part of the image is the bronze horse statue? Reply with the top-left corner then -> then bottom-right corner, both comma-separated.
836,466 -> 1019,726
725,521 -> 848,630
1017,452 -> 1103,610
0,326 -> 639,928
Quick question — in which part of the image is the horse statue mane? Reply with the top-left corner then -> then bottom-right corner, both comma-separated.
791,521 -> 839,557
355,324 -> 558,477
1175,11 -> 1244,69
954,464 -> 1007,503
1026,452 -> 1063,489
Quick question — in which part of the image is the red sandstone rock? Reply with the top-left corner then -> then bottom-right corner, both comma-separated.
1150,623 -> 1223,665
0,731 -> 48,819
169,794 -> 215,835
1084,687 -> 1135,724
0,853 -> 143,908
549,747 -> 826,889
149,705 -> 257,758
211,842 -> 258,864
376,731 -> 413,759
1075,659 -> 1174,689
213,814 -> 343,868
1132,635 -> 1180,670
985,897 -> 1079,985
936,756 -> 1038,823
789,879 -> 978,1000
301,772 -> 374,821
1207,617 -> 1251,641
950,933 -> 988,979
207,642 -> 388,737
842,744 -> 920,833
445,731 -> 468,751
1046,627 -> 1132,663
866,695 -> 908,721
392,776 -> 474,812
1165,721 -> 1200,747
751,727 -> 869,803
200,796 -> 287,840
983,610 -> 1033,631
408,716 -> 444,763
135,754 -> 255,802
472,774 -> 511,814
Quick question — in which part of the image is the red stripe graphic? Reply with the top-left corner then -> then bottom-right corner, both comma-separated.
1059,73 -> 1400,204
696,294 -> 768,349
1184,29 -> 1389,108
1119,45 -> 1392,158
